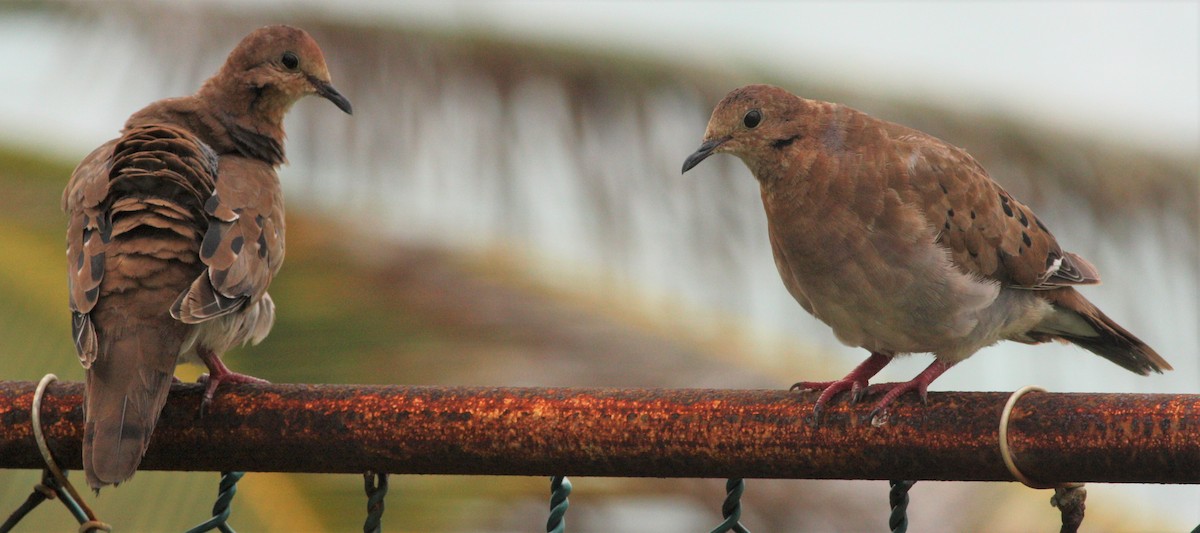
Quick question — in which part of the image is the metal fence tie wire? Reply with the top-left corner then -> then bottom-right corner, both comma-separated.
708,477 -> 750,533
999,385 -> 1086,532
1,470 -> 57,532
888,480 -> 915,533
363,471 -> 388,533
184,471 -> 245,533
546,475 -> 571,533
20,374 -> 110,532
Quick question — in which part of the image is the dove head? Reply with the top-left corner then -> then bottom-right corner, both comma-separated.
203,25 -> 352,123
682,84 -> 807,176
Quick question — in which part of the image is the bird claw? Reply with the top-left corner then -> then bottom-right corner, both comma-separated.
862,380 -> 930,423
806,403 -> 826,427
197,371 -> 269,416
856,360 -> 952,425
789,380 -> 833,392
850,381 -> 869,403
792,378 -> 871,426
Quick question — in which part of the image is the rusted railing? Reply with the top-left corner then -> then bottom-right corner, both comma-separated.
1,380 -> 1198,485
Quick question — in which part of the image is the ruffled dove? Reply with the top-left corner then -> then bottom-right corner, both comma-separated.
63,25 -> 352,489
682,84 -> 1169,420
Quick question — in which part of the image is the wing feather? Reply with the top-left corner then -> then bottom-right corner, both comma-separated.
171,156 -> 285,324
891,129 -> 1100,290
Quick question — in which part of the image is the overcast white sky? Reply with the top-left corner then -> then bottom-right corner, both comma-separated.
323,0 -> 1199,157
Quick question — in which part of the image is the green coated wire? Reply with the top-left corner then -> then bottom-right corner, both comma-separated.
708,478 -> 750,533
547,475 -> 571,533
0,471 -> 55,533
363,472 -> 388,533
888,480 -> 915,533
13,375 -> 111,533
0,470 -> 111,533
184,471 -> 244,533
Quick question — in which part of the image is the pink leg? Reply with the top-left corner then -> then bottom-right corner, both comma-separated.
197,348 -> 268,414
791,352 -> 892,421
866,359 -> 956,419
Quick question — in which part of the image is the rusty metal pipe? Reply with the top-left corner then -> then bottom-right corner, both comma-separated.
2,381 -> 1198,484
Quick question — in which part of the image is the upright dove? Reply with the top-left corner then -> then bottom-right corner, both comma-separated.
682,84 -> 1169,419
63,25 -> 352,489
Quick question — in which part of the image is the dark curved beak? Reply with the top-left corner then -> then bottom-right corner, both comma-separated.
681,136 -> 729,173
309,76 -> 353,115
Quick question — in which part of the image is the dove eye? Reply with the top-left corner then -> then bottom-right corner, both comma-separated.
743,109 -> 762,129
281,52 -> 300,70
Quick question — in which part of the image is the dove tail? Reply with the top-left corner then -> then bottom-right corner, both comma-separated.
1034,288 -> 1172,375
83,319 -> 179,490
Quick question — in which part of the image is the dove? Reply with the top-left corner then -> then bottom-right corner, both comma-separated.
63,25 -> 352,489
682,84 -> 1169,420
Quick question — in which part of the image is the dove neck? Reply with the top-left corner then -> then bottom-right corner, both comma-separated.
213,111 -> 287,166
748,148 -> 815,195
195,78 -> 289,166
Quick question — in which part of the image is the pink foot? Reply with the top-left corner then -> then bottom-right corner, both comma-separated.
791,377 -> 868,409
197,349 -> 269,415
790,352 -> 892,424
866,360 -> 955,421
